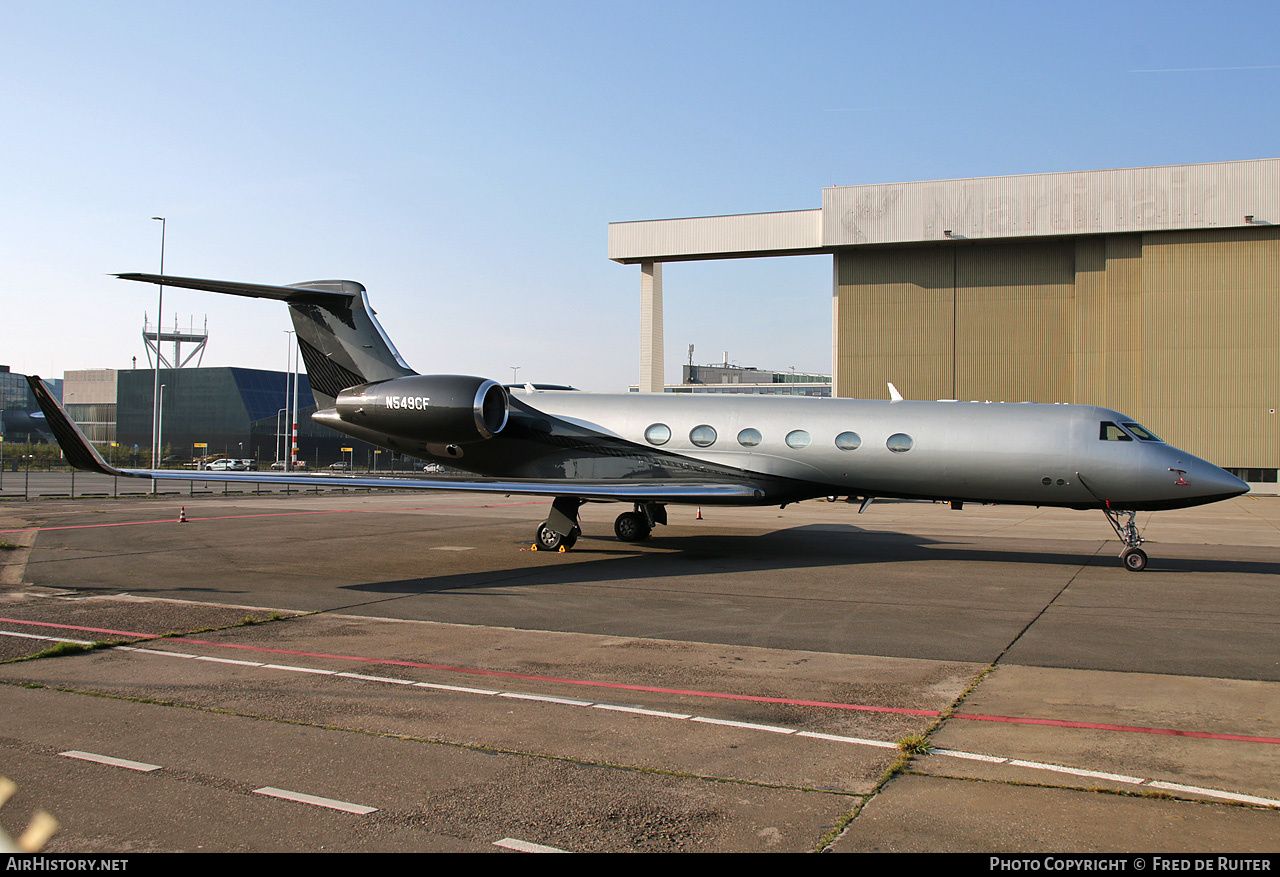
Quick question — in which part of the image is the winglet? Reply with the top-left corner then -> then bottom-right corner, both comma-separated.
24,377 -> 124,476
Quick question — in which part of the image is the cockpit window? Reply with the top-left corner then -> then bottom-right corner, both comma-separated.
1121,422 -> 1162,442
1099,421 -> 1133,442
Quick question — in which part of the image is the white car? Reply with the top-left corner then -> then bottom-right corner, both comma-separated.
205,458 -> 245,471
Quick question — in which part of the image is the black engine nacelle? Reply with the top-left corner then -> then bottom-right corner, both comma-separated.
335,375 -> 509,444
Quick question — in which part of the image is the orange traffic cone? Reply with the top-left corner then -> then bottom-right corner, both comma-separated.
696,507 -> 703,520
178,506 -> 187,523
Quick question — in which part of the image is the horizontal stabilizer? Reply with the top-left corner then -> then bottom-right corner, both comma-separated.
117,272 -> 415,407
115,273 -> 357,305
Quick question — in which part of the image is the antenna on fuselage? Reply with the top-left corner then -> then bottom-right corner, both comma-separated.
887,382 -> 903,401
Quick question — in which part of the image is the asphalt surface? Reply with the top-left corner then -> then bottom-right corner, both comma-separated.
0,488 -> 1277,853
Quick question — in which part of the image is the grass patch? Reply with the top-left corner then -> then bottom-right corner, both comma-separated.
896,733 -> 932,756
0,541 -> 19,551
3,641 -> 113,664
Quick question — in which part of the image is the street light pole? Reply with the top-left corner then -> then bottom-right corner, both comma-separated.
150,216 -> 166,494
284,330 -> 298,470
292,337 -> 300,470
276,408 -> 286,465
158,384 -> 166,470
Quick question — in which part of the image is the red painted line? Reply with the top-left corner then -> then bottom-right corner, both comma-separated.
953,712 -> 1280,745
0,501 -> 545,535
0,616 -> 936,717
0,510 -> 349,533
6,615 -> 1279,745
0,617 -> 157,639
163,637 -> 942,715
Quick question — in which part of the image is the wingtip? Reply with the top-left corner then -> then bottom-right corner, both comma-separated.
23,376 -> 121,476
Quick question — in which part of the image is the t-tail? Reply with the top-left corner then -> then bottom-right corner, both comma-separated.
116,274 -> 416,407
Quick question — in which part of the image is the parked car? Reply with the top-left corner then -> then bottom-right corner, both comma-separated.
205,458 -> 245,471
329,461 -> 351,471
240,459 -> 259,471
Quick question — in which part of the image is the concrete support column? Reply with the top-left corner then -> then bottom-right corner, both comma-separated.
639,260 -> 664,393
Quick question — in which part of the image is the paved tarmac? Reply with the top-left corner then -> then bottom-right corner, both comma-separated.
0,469 -> 412,500
0,490 -> 1277,853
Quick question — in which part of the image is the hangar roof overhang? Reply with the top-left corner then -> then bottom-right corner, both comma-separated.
608,158 -> 1280,264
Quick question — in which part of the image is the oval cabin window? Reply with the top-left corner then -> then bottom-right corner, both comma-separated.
886,433 -> 913,453
644,424 -> 671,446
690,425 -> 717,447
785,430 -> 811,449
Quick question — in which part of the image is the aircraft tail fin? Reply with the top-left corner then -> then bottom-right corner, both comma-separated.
116,274 -> 417,407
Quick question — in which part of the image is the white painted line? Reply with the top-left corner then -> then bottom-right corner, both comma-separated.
106,641 -> 1280,812
61,750 -> 161,772
797,731 -> 898,749
253,787 -> 378,815
194,655 -> 264,667
261,664 -> 335,675
413,681 -> 501,695
1007,759 -> 1145,785
0,631 -> 95,645
337,672 -> 416,685
932,748 -> 1007,762
691,716 -> 795,734
1146,781 -> 1280,808
592,704 -> 694,720
500,692 -> 595,707
493,837 -> 570,853
429,546 -> 475,551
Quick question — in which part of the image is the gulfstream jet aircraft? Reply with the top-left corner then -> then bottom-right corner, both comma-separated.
29,273 -> 1250,572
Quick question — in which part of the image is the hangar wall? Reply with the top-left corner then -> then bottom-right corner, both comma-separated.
833,225 -> 1280,469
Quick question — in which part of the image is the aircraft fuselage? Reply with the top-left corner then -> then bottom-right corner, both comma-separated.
314,386 -> 1247,512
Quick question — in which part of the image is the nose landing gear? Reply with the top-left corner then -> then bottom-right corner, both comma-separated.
1103,506 -> 1148,571
1121,546 -> 1148,571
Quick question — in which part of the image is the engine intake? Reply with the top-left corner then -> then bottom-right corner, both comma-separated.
335,374 -> 508,444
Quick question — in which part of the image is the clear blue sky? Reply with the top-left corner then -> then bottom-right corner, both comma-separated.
3,1 -> 1277,390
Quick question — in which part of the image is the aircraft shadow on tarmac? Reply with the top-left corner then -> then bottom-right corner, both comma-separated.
340,523 -> 1280,597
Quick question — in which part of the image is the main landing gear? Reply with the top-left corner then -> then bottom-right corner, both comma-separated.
1102,506 -> 1148,571
534,496 -> 583,551
614,502 -> 666,542
535,522 -> 579,551
532,499 -> 667,551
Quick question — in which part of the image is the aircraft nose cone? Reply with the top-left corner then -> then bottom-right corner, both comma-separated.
1186,461 -> 1249,499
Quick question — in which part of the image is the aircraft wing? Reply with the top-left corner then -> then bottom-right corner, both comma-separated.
25,376 -> 764,503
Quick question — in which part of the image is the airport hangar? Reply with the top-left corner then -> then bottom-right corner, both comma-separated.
609,157 -> 1280,485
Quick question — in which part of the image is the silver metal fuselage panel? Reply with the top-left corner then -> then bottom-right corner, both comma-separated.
319,389 -> 1246,510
